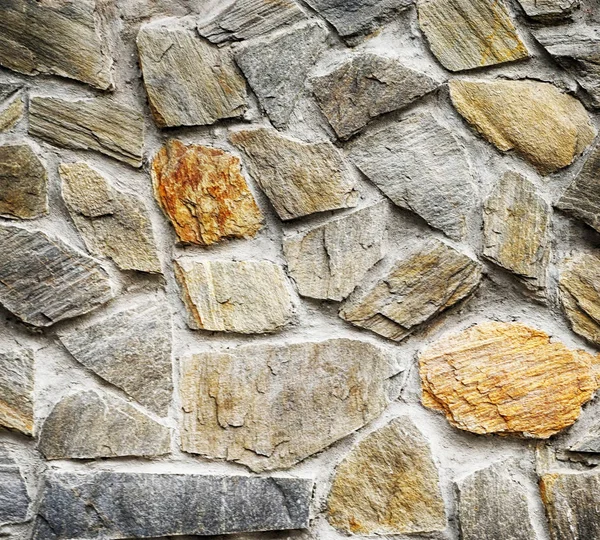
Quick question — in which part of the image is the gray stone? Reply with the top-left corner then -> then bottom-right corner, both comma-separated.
33,471 -> 313,539
235,21 -> 327,128
29,97 -> 145,168
0,447 -> 30,526
0,224 -> 113,327
0,84 -> 24,132
58,304 -> 173,417
283,203 -> 388,301
570,421 -> 600,452
519,0 -> 579,21
0,348 -> 34,436
348,111 -> 476,240
312,53 -> 439,139
60,162 -> 161,273
38,390 -> 170,460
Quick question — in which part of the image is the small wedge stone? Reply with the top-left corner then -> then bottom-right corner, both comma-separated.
0,446 -> 30,526
0,84 -> 24,132
0,348 -> 34,436
518,0 -> 579,21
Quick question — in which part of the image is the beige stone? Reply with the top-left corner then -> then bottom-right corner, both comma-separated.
0,85 -> 24,132
0,349 -> 34,436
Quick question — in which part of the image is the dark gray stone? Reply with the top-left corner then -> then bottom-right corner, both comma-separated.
0,447 -> 30,526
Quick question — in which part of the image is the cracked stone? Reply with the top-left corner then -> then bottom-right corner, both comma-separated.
0,84 -> 24,132
518,0 -> 579,21
0,446 -> 30,526
0,348 -> 34,436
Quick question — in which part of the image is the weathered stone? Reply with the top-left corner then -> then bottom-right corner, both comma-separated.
0,143 -> 48,220
180,338 -> 398,472
312,53 -> 439,140
0,0 -> 113,90
348,111 -> 476,240
0,447 -> 30,526
151,140 -> 263,245
235,22 -> 327,128
60,162 -> 161,273
0,225 -> 113,327
340,240 -> 481,341
483,171 -> 551,301
570,420 -> 600,452
0,84 -> 24,132
283,203 -> 388,301
137,23 -> 247,128
33,471 -> 312,539
58,304 -> 173,417
230,128 -> 358,220
0,348 -> 34,436
327,417 -> 446,535
174,259 -> 295,334
419,322 -> 600,438
519,0 -> 579,21
449,80 -> 596,175
38,390 -> 170,460
29,97 -> 145,168
417,0 -> 529,72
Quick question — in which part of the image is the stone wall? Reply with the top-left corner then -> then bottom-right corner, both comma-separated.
1,0 -> 600,539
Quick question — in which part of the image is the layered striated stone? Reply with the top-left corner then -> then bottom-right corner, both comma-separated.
419,322 -> 600,438
327,417 -> 446,535
0,447 -> 30,526
449,80 -> 596,175
29,97 -> 145,168
60,162 -> 161,273
151,140 -> 263,246
340,240 -> 481,341
230,128 -> 358,220
283,203 -> 388,301
0,348 -> 34,436
174,259 -> 295,334
519,0 -> 579,21
349,111 -> 476,240
0,225 -> 113,327
312,53 -> 439,139
0,84 -> 24,132
180,338 -> 398,471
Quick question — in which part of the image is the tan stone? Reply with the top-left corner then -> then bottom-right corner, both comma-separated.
0,85 -> 24,132
0,349 -> 34,436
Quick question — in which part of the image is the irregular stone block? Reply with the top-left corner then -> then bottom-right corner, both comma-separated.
449,80 -> 596,175
151,140 -> 263,245
340,240 -> 481,341
174,259 -> 295,334
29,97 -> 145,168
0,348 -> 34,436
0,225 -> 113,327
312,53 -> 438,140
0,143 -> 48,220
419,321 -> 600,438
0,0 -> 113,90
283,203 -> 388,301
0,84 -> 24,132
570,420 -> 600,452
348,110 -> 476,240
137,23 -> 247,127
518,0 -> 579,21
327,417 -> 446,535
60,162 -> 161,273
230,128 -> 358,220
180,338 -> 398,471
38,390 -> 170,460
0,446 -> 30,526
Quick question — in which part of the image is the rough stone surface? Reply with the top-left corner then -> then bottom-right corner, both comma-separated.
0,224 -> 113,327
0,84 -> 24,132
570,420 -> 600,452
0,348 -> 34,436
230,128 -> 358,220
349,110 -> 476,240
449,79 -> 596,175
312,53 -> 439,139
327,417 -> 446,535
519,0 -> 579,21
340,240 -> 482,341
151,140 -> 263,245
180,338 -> 398,472
419,321 -> 600,438
0,447 -> 30,526
60,162 -> 161,273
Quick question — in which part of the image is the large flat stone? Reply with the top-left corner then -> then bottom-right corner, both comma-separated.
0,446 -> 30,526
0,84 -> 24,132
518,0 -> 579,21
0,348 -> 34,436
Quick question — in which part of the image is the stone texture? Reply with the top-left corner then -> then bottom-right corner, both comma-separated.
29,97 -> 145,168
151,140 -> 263,245
137,23 -> 247,128
519,0 -> 579,21
0,84 -> 24,132
235,22 -> 327,128
180,338 -> 398,472
0,143 -> 48,220
349,110 -> 476,240
283,203 -> 388,301
417,0 -> 529,72
0,348 -> 34,436
449,80 -> 596,175
340,240 -> 481,341
0,447 -> 30,526
0,224 -> 113,327
0,0 -> 113,90
174,259 -> 295,334
38,390 -> 170,460
58,304 -> 173,417
419,321 -> 600,438
60,162 -> 161,273
230,128 -> 358,220
569,420 -> 600,452
33,471 -> 312,539
312,53 -> 439,140
327,417 -> 446,535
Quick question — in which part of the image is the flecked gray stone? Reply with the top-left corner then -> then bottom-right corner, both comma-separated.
0,348 -> 34,436
0,84 -> 24,132
570,421 -> 600,452
518,0 -> 579,21
0,446 -> 30,526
